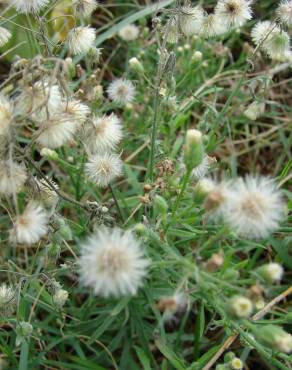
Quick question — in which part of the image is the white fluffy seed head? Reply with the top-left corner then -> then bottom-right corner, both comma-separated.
11,0 -> 49,13
9,201 -> 49,245
265,30 -> 290,60
215,0 -> 252,28
62,99 -> 90,126
118,24 -> 139,41
36,112 -> 78,149
85,152 -> 123,187
78,227 -> 149,297
191,155 -> 215,180
0,161 -> 27,196
0,26 -> 12,47
179,6 -> 205,36
107,78 -> 135,105
277,0 -> 292,26
251,21 -> 279,48
199,13 -> 228,38
0,94 -> 13,137
73,0 -> 98,17
223,176 -> 285,239
17,81 -> 62,121
86,113 -> 123,153
68,26 -> 96,55
229,296 -> 253,318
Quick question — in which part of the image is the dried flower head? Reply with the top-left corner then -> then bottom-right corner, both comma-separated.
28,177 -> 59,209
0,284 -> 15,315
36,112 -> 79,149
215,0 -> 252,28
118,24 -> 139,41
0,94 -> 13,137
86,113 -> 123,153
164,17 -> 180,44
265,30 -> 290,60
0,26 -> 12,47
85,152 -> 123,187
68,26 -> 96,55
157,293 -> 188,322
78,227 -> 149,297
62,99 -> 90,126
11,0 -> 49,13
17,81 -> 62,121
223,176 -> 285,239
199,13 -> 227,38
107,78 -> 135,105
229,296 -> 253,318
251,21 -> 276,47
9,202 -> 49,245
191,155 -> 216,180
0,160 -> 27,196
73,0 -> 98,17
276,0 -> 292,26
179,6 -> 204,36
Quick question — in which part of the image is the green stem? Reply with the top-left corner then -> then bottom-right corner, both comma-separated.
165,168 -> 191,232
108,183 -> 124,223
148,86 -> 160,181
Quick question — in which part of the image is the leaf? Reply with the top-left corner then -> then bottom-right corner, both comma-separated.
193,303 -> 205,360
18,341 -> 29,370
134,346 -> 152,370
155,339 -> 187,370
269,238 -> 292,269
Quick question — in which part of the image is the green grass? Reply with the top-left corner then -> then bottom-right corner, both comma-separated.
0,1 -> 292,369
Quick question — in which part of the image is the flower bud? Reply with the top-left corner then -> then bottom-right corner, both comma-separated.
224,351 -> 235,363
40,148 -> 59,161
153,195 -> 168,217
184,129 -> 204,171
64,57 -> 76,79
53,289 -> 69,308
230,358 -> 243,370
16,322 -> 33,346
192,51 -> 203,62
257,262 -> 284,284
244,101 -> 265,121
215,365 -> 228,370
256,325 -> 292,353
134,223 -> 147,236
129,57 -> 144,73
228,296 -> 253,318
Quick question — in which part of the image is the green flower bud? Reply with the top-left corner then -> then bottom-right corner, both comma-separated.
40,148 -> 59,161
16,321 -> 33,346
53,289 -> 69,308
129,57 -> 144,73
154,195 -> 168,216
256,325 -> 292,353
224,351 -> 235,363
184,129 -> 204,171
